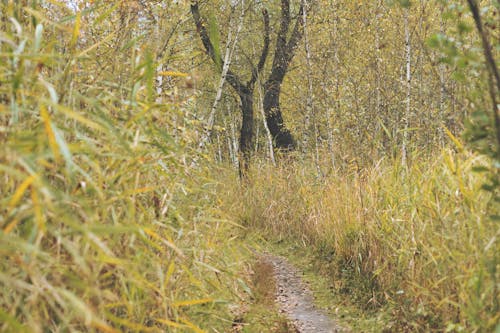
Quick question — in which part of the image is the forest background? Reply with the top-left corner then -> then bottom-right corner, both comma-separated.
0,0 -> 498,332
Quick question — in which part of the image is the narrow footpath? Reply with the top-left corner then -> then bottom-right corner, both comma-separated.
260,254 -> 345,333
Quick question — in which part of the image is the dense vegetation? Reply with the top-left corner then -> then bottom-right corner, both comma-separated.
1,0 -> 498,332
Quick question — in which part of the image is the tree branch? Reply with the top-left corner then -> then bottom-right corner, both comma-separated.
249,9 -> 270,87
467,0 -> 500,155
284,2 -> 305,65
275,0 -> 291,65
190,1 -> 246,94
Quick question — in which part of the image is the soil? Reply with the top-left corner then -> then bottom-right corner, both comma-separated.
260,253 -> 345,333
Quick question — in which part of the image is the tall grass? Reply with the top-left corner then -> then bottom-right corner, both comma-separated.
222,152 -> 499,331
0,6 -> 249,332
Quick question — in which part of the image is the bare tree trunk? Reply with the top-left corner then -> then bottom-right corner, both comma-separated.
326,0 -> 341,169
239,89 -> 254,172
375,0 -> 383,154
227,106 -> 239,169
301,0 -> 321,175
198,4 -> 244,151
258,82 -> 276,164
467,0 -> 500,156
255,120 -> 260,153
438,4 -> 446,147
191,2 -> 270,172
402,7 -> 411,167
301,3 -> 313,148
216,132 -> 222,163
263,0 -> 310,152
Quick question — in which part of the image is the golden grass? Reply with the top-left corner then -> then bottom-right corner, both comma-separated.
1,4 -> 498,333
0,8 -> 251,332
221,152 -> 499,331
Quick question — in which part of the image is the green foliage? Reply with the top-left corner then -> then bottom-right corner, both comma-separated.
430,1 -> 499,226
208,12 -> 222,71
2,1 -> 499,332
0,3 -> 250,332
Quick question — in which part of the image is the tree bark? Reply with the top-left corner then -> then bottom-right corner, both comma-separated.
467,0 -> 500,157
262,0 -> 308,151
190,2 -> 270,170
239,88 -> 254,171
192,0 -> 308,158
402,7 -> 411,167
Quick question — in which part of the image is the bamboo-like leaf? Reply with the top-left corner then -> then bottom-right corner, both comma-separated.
105,312 -> 156,332
48,102 -> 105,131
23,7 -> 71,32
52,123 -> 73,168
0,308 -> 30,333
164,262 -> 175,289
77,31 -> 116,58
172,298 -> 214,307
70,11 -> 81,49
155,318 -> 185,328
9,18 -> 22,36
39,78 -> 59,103
40,105 -> 61,163
179,317 -> 206,333
31,188 -> 45,232
34,24 -> 43,52
93,2 -> 121,26
443,126 -> 464,152
208,13 -> 222,71
8,175 -> 35,209
158,71 -> 188,77
3,218 -> 21,234
142,227 -> 185,258
59,289 -> 94,326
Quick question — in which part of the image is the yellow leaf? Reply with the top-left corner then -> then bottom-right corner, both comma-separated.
31,189 -> 45,232
40,105 -> 61,163
98,255 -> 126,266
3,218 -> 20,234
143,227 -> 161,240
8,175 -> 35,209
50,102 -> 104,131
179,317 -> 206,333
181,265 -> 202,288
143,228 -> 185,258
91,321 -> 119,333
158,71 -> 188,77
155,318 -> 185,328
172,298 -> 213,307
77,31 -> 116,58
105,313 -> 155,332
443,126 -> 464,152
70,11 -> 81,48
126,186 -> 157,195
164,262 -> 175,289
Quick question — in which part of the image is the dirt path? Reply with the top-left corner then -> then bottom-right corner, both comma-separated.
260,254 -> 344,333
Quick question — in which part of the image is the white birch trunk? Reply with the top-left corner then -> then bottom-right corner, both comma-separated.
257,82 -> 276,165
438,4 -> 446,147
302,0 -> 321,175
198,0 -> 245,151
402,7 -> 411,167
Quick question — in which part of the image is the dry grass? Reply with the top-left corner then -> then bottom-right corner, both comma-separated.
0,6 -> 251,332
1,3 -> 498,333
221,152 -> 499,332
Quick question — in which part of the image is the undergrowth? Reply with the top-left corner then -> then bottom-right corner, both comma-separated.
221,153 -> 499,332
0,7 -> 250,332
2,3 -> 499,333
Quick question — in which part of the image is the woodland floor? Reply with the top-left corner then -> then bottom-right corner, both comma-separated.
258,253 -> 346,333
